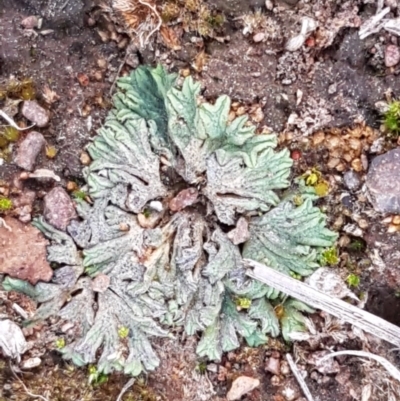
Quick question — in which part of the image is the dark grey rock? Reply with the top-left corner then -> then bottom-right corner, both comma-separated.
44,187 -> 77,231
367,148 -> 400,213
14,131 -> 45,171
343,170 -> 361,191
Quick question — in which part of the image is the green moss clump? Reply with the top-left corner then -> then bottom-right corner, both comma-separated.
2,126 -> 19,142
0,197 -> 12,212
346,274 -> 360,288
320,247 -> 339,266
383,100 -> 400,135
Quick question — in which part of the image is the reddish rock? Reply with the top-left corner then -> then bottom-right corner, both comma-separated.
91,273 -> 110,293
21,101 -> 49,127
15,131 -> 45,171
0,217 -> 53,284
169,188 -> 198,212
385,44 -> 400,68
44,187 -> 77,231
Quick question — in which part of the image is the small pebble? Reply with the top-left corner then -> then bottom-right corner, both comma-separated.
253,32 -> 265,42
21,357 -> 41,369
21,101 -> 50,127
265,357 -> 281,375
385,44 -> 400,67
80,151 -> 91,165
282,385 -> 300,401
227,217 -> 250,245
91,273 -> 110,293
43,187 -> 77,231
21,16 -> 38,29
343,170 -> 361,191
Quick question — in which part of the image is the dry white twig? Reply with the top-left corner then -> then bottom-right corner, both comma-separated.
116,378 -> 135,401
320,350 -> 400,383
286,354 -> 314,401
0,217 -> 12,232
245,259 -> 400,348
0,110 -> 35,131
12,304 -> 29,320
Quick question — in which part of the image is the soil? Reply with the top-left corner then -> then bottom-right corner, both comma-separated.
1,0 -> 400,400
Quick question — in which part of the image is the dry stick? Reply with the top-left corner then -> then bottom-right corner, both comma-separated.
245,259 -> 400,348
116,378 -> 135,401
285,354 -> 314,401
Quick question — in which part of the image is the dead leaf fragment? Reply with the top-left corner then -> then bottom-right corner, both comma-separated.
193,50 -> 209,72
160,25 -> 181,50
42,85 -> 60,105
0,217 -> 53,284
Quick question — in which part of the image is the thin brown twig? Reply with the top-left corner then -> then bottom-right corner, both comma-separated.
109,46 -> 131,96
9,362 -> 50,401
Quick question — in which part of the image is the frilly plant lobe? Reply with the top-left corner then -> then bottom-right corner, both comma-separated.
2,65 -> 337,376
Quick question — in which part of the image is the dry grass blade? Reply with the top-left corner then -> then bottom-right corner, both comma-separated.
245,259 -> 400,348
320,350 -> 400,384
286,354 -> 314,401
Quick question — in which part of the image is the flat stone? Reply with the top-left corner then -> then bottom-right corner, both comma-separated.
227,376 -> 260,400
21,101 -> 49,127
366,148 -> 400,213
14,131 -> 45,171
44,187 -> 77,231
0,217 -> 53,284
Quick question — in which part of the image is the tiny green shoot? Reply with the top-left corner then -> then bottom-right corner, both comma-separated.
346,274 -> 360,288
